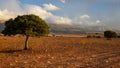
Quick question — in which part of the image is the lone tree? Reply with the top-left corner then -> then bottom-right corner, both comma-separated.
2,14 -> 49,50
104,30 -> 117,38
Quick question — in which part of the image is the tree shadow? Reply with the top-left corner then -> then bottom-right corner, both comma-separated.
0,49 -> 23,53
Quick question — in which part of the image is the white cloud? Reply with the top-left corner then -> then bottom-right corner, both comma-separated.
43,3 -> 59,11
25,4 -> 52,19
73,14 -> 91,25
0,9 -> 16,21
0,0 -> 72,25
73,15 -> 101,26
0,0 -> 101,26
60,0 -> 66,3
0,0 -> 22,12
96,20 -> 100,23
80,14 -> 90,19
22,4 -> 71,25
47,15 -> 72,25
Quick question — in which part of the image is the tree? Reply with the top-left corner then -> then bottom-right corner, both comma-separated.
2,14 -> 49,50
104,30 -> 117,38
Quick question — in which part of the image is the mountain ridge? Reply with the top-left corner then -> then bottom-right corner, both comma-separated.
0,22 -> 120,34
48,23 -> 120,34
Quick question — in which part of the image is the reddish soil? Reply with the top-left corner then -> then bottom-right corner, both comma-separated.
0,36 -> 120,68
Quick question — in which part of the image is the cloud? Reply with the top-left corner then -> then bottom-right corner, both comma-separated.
0,0 -> 23,21
96,20 -> 100,23
60,0 -> 66,3
0,9 -> 16,21
47,15 -> 72,25
73,15 -> 101,26
19,4 -> 71,25
25,4 -> 52,19
0,0 -> 104,26
43,3 -> 59,11
0,0 -> 22,12
80,14 -> 90,19
0,0 -> 71,25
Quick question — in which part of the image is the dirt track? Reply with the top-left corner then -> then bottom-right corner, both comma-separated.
0,36 -> 120,68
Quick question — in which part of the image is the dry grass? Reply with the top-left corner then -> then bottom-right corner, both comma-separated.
0,35 -> 120,68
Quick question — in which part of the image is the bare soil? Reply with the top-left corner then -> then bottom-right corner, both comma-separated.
0,36 -> 120,68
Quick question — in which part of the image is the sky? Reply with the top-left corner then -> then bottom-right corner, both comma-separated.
0,0 -> 120,29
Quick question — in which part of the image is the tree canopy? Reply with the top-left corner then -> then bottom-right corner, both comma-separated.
2,14 -> 49,36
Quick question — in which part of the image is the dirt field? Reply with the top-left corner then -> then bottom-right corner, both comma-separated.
0,35 -> 120,68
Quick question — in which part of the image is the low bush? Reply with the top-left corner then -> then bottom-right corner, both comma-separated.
87,35 -> 92,38
95,36 -> 101,38
118,36 -> 120,38
104,30 -> 117,38
87,35 -> 101,38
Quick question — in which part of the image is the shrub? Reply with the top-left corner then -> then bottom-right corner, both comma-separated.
87,35 -> 92,38
92,35 -> 96,38
118,36 -> 120,38
104,30 -> 117,38
95,36 -> 101,38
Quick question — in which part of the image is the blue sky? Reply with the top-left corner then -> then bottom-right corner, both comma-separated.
0,0 -> 120,29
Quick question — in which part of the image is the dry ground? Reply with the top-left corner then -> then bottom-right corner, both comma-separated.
0,35 -> 120,68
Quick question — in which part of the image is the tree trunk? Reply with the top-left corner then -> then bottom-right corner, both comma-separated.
24,35 -> 29,50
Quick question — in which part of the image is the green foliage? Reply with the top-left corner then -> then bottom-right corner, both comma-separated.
104,30 -> 117,38
2,14 -> 49,36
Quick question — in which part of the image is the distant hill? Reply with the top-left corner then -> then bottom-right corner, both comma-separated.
0,23 -> 4,32
0,22 -> 120,34
49,24 -> 120,34
49,24 -> 86,34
